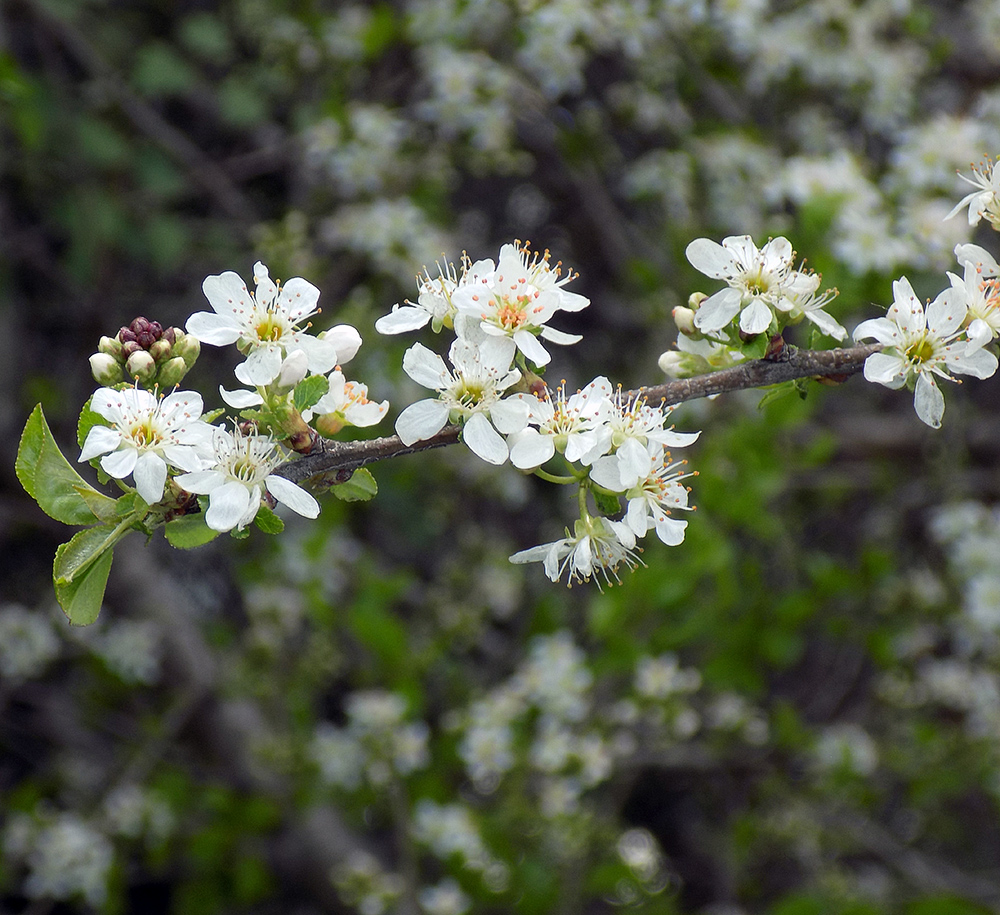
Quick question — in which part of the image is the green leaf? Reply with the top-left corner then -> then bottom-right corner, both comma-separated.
77,487 -> 121,523
592,486 -> 622,517
253,505 -> 284,534
165,514 -> 221,549
293,375 -> 329,413
53,529 -> 118,625
17,404 -> 114,525
328,467 -> 378,502
53,522 -> 130,586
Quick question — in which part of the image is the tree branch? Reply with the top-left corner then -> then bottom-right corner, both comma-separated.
275,343 -> 881,485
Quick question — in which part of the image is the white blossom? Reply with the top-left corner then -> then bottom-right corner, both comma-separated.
590,444 -> 696,545
79,387 -> 212,505
945,157 -> 1000,229
686,234 -> 826,337
187,262 -> 361,385
451,241 -> 589,367
174,426 -> 319,531
583,391 -> 699,490
510,515 -> 642,588
395,329 -> 528,465
505,376 -> 612,470
375,255 -> 492,334
853,277 -> 998,428
307,369 -> 389,428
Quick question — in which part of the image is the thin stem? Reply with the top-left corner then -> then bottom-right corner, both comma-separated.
534,469 -> 578,485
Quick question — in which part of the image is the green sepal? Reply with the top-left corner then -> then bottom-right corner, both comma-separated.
254,505 -> 284,534
203,408 -> 226,424
328,467 -> 378,502
16,404 -> 115,525
229,525 -> 251,540
592,486 -> 623,517
293,374 -> 329,412
739,333 -> 770,361
165,514 -> 221,549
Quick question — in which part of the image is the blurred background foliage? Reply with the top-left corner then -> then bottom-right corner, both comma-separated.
3,0 -> 1000,912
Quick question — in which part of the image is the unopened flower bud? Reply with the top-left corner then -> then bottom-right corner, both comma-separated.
122,340 -> 142,359
126,350 -> 157,383
314,413 -> 345,437
98,335 -> 123,358
173,334 -> 201,367
275,349 -> 309,392
658,351 -> 684,377
157,356 -> 189,388
90,352 -> 125,386
119,326 -> 137,344
149,339 -> 173,362
687,292 -> 708,311
672,306 -> 697,335
162,327 -> 179,345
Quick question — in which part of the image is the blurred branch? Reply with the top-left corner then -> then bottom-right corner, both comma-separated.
21,0 -> 259,225
276,343 -> 881,484
828,809 -> 1000,905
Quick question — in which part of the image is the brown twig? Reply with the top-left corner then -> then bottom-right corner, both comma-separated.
275,343 -> 881,485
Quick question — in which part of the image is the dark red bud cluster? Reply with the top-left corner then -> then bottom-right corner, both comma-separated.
118,317 -> 176,354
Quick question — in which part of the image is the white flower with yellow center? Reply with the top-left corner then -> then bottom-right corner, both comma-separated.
452,242 -> 589,367
78,387 -> 212,505
505,376 -> 612,470
174,426 -> 319,532
375,255 -> 494,334
307,368 -> 389,428
583,391 -> 700,489
395,330 -> 529,465
853,276 -> 998,428
187,262 -> 361,386
686,235 -> 819,337
590,444 -> 696,545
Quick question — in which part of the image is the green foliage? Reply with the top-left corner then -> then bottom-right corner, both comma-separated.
328,467 -> 378,502
17,404 -> 112,526
292,373 -> 329,412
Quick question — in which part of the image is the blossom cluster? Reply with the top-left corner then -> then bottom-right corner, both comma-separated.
376,241 -> 700,586
78,261 -> 386,535
850,159 -> 1000,427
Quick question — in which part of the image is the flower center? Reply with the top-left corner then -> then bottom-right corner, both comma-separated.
129,418 -> 164,448
254,312 -> 286,342
906,335 -> 937,364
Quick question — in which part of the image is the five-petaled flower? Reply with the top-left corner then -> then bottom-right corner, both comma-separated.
395,329 -> 529,465
174,426 -> 319,532
187,262 -> 361,386
853,276 -> 998,428
79,387 -> 213,505
946,158 -> 1000,230
686,235 -> 836,339
451,242 -> 589,367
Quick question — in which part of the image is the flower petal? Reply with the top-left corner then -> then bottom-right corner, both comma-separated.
913,372 -> 944,428
395,399 -> 451,445
132,451 -> 168,505
462,413 -> 508,465
205,481 -> 252,532
375,306 -> 432,334
266,474 -> 320,519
